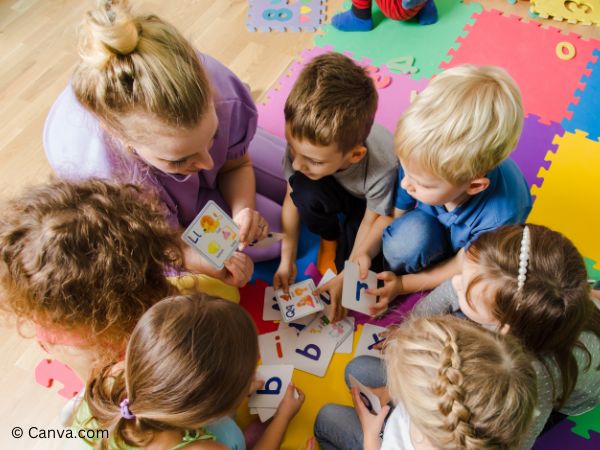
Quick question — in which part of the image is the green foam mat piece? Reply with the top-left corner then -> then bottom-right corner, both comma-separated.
315,0 -> 482,79
585,257 -> 600,282
568,403 -> 600,439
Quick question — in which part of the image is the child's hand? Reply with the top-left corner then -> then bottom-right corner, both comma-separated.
351,254 -> 372,280
366,272 -> 403,316
275,383 -> 305,422
273,259 -> 297,293
233,208 -> 269,250
222,252 -> 254,287
314,273 -> 346,323
351,387 -> 390,444
248,377 -> 264,396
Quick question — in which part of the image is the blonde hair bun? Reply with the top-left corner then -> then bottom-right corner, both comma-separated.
79,0 -> 140,69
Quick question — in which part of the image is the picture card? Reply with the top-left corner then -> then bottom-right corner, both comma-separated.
290,323 -> 338,377
263,286 -> 281,322
349,374 -> 382,414
248,364 -> 294,409
304,315 -> 354,348
355,324 -> 388,359
335,331 -> 353,354
181,200 -> 239,269
277,314 -> 315,334
275,279 -> 324,322
258,328 -> 298,365
341,261 -> 378,315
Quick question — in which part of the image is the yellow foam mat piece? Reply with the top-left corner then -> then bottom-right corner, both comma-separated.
530,131 -> 600,266
531,0 -> 600,25
167,273 -> 240,303
237,329 -> 367,449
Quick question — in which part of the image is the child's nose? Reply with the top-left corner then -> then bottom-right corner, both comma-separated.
191,152 -> 214,171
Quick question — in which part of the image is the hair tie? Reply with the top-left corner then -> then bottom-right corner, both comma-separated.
517,226 -> 530,291
120,398 -> 135,420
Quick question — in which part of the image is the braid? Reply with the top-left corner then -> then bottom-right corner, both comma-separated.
433,331 -> 473,448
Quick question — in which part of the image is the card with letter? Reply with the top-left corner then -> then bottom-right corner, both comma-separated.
355,324 -> 388,359
290,323 -> 338,377
275,279 -> 324,322
248,364 -> 294,409
181,201 -> 240,269
258,328 -> 298,365
341,261 -> 378,315
349,374 -> 382,414
262,286 -> 281,322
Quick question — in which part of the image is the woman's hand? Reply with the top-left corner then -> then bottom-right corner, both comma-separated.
233,208 -> 269,249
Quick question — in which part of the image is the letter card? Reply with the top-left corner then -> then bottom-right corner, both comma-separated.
341,261 -> 378,315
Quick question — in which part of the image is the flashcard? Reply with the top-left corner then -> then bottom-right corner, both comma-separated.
257,407 -> 277,422
250,232 -> 285,249
349,374 -> 382,414
318,269 -> 336,317
275,279 -> 324,323
258,328 -> 298,365
263,286 -> 281,321
290,323 -> 338,377
249,364 -> 294,409
304,315 -> 354,348
355,324 -> 388,359
335,331 -> 353,354
277,314 -> 315,334
181,201 -> 240,269
341,261 -> 378,315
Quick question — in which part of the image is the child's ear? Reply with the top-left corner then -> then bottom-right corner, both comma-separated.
465,177 -> 490,195
347,145 -> 367,164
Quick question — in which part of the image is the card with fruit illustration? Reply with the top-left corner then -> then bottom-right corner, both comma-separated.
275,279 -> 324,322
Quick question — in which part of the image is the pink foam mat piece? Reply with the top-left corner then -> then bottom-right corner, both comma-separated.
258,46 -> 429,138
440,9 -> 600,125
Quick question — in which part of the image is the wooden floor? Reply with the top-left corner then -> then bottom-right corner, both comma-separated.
0,1 -> 598,448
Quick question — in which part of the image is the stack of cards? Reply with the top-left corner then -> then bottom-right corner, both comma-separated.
249,364 -> 294,422
181,201 -> 240,269
274,279 -> 324,323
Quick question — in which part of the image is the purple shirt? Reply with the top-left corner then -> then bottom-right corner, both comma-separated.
44,53 -> 258,227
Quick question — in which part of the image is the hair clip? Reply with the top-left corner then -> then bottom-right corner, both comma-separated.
120,398 -> 135,420
517,226 -> 530,291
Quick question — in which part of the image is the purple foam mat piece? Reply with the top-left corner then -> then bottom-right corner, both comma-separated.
510,114 -> 564,192
350,291 -> 428,327
257,46 -> 429,138
247,0 -> 326,32
532,419 -> 599,450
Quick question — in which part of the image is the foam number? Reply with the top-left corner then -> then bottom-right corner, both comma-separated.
355,281 -> 369,301
367,333 -> 386,350
365,66 -> 392,89
262,7 -> 293,22
257,376 -> 283,395
285,305 -> 296,318
295,343 -> 321,361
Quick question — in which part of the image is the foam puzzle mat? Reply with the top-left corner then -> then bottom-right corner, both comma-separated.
247,0 -> 326,32
244,1 -> 600,447
531,0 -> 600,26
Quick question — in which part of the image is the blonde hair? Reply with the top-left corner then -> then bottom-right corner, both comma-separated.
385,315 -> 536,449
0,178 -> 180,364
284,53 -> 378,153
73,0 -> 211,140
395,65 -> 523,185
86,294 -> 258,448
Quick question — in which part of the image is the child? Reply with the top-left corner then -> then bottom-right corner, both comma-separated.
314,315 -> 537,449
366,65 -> 531,315
44,0 -> 287,285
0,179 -> 180,381
331,0 -> 438,32
78,294 -> 304,449
412,224 -> 600,445
273,52 -> 399,321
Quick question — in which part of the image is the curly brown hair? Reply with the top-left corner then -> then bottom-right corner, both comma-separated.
0,178 -> 182,361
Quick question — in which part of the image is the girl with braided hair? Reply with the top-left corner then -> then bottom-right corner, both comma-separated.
314,315 -> 537,449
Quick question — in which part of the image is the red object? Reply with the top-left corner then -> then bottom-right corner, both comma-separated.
239,279 -> 279,334
352,0 -> 425,21
35,359 -> 84,399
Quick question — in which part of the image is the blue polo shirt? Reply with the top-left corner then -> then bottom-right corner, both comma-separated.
394,159 -> 532,252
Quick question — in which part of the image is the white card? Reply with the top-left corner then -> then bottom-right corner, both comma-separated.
257,407 -> 277,422
304,315 -> 354,348
258,328 -> 298,365
249,407 -> 258,414
248,365 -> 294,409
341,261 -> 378,315
355,324 -> 388,359
349,374 -> 382,414
335,331 -> 353,354
263,286 -> 281,321
317,269 -> 337,318
275,279 -> 324,322
289,323 -> 337,377
249,232 -> 285,249
181,201 -> 240,269
277,314 -> 315,335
